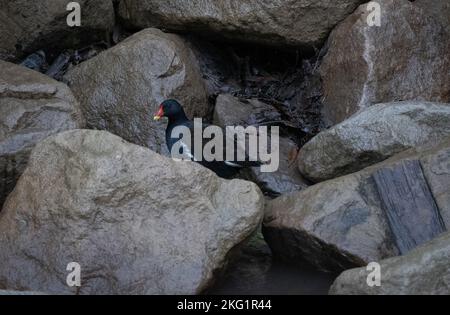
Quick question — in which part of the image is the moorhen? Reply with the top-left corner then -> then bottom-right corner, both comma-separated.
154,99 -> 260,178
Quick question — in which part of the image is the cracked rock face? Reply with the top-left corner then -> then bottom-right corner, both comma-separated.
0,61 -> 84,208
264,171 -> 398,273
0,0 -> 115,61
0,130 -> 264,294
65,28 -> 209,155
298,101 -> 450,183
118,0 -> 366,48
265,137 -> 450,272
320,0 -> 450,124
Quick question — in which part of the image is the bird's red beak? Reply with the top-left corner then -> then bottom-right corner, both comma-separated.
153,105 -> 164,121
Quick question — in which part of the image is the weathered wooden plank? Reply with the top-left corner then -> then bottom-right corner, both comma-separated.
373,159 -> 446,255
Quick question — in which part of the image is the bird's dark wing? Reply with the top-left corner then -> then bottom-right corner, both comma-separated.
222,130 -> 262,168
169,120 -> 261,167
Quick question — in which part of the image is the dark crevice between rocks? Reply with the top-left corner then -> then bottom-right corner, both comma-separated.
201,229 -> 270,295
16,39 -> 112,82
206,229 -> 337,295
14,0 -> 128,81
187,36 -> 327,198
0,154 -> 26,210
189,36 -> 327,137
262,226 -> 367,274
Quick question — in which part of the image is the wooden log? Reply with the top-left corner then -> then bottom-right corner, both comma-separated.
373,159 -> 446,255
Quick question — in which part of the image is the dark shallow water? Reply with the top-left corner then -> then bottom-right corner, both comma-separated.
210,260 -> 337,295
207,233 -> 338,295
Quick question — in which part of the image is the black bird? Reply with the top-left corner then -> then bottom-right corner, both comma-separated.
154,99 -> 260,178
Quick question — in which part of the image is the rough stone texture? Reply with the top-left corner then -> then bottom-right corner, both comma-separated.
0,0 -> 115,61
329,231 -> 450,295
264,172 -> 397,273
0,61 -> 84,209
208,229 -> 272,294
65,28 -> 209,154
414,0 -> 450,35
214,94 -> 309,195
118,0 -> 366,48
372,160 -> 446,255
320,0 -> 450,124
420,140 -> 450,228
213,94 -> 282,127
264,137 -> 450,272
0,130 -> 264,295
298,101 -> 450,183
250,136 -> 309,196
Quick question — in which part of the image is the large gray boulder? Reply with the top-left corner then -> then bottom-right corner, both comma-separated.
65,28 -> 209,154
414,0 -> 450,35
329,231 -> 450,295
118,0 -> 366,48
320,0 -> 450,124
298,101 -> 450,183
0,61 -> 84,209
213,94 -> 309,195
213,94 -> 282,128
0,0 -> 115,61
0,130 -> 264,294
265,137 -> 450,272
249,136 -> 309,196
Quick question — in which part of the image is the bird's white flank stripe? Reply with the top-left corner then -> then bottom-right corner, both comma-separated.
180,141 -> 197,161
224,161 -> 243,168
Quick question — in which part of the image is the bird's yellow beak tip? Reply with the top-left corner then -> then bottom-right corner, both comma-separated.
153,116 -> 161,121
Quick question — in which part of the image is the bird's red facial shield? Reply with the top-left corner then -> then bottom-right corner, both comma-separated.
153,105 -> 164,121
